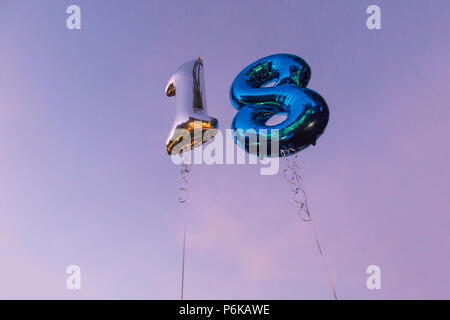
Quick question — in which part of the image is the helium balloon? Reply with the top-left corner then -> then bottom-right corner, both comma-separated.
230,53 -> 329,157
165,57 -> 218,155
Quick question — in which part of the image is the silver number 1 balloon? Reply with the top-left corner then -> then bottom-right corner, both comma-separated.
165,57 -> 218,155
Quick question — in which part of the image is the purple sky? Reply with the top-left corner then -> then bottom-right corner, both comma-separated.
0,0 -> 449,299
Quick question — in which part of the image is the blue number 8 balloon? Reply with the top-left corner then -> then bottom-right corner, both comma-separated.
230,54 -> 329,157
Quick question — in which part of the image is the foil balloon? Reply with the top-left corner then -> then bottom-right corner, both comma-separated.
230,53 -> 329,157
165,57 -> 218,155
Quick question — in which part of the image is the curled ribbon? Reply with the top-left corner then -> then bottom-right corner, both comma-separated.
281,149 -> 338,300
178,164 -> 192,204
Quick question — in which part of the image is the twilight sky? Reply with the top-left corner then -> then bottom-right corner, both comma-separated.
0,0 -> 449,299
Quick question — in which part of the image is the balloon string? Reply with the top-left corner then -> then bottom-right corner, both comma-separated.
281,150 -> 338,300
179,163 -> 192,300
179,163 -> 192,203
181,225 -> 186,300
313,226 -> 338,300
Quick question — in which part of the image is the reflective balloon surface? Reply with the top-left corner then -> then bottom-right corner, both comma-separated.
230,54 -> 329,157
165,58 -> 218,155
